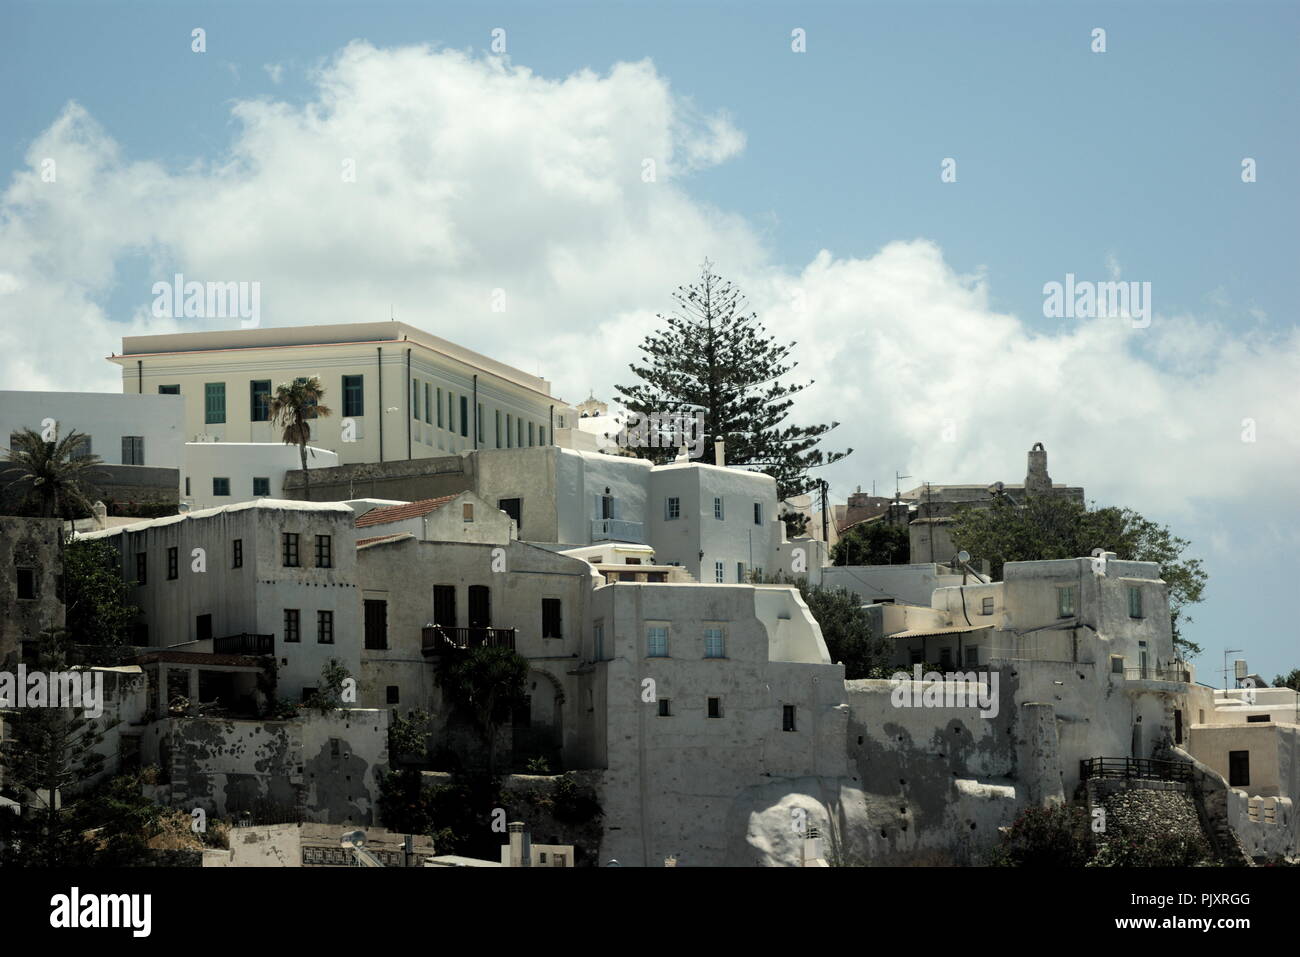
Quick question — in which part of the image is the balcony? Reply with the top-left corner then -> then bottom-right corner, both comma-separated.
591,518 -> 643,544
422,626 -> 516,655
1124,666 -> 1191,683
213,633 -> 275,655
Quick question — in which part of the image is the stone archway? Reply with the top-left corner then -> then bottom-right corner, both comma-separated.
514,668 -> 565,769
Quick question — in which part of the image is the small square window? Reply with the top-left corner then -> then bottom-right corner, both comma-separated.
253,477 -> 270,496
646,625 -> 668,658
981,597 -> 994,615
658,699 -> 672,717
463,503 -> 474,522
707,697 -> 722,718
213,477 -> 231,497
386,686 -> 400,705
704,627 -> 725,659
665,497 -> 680,520
1111,656 -> 1125,674
782,704 -> 797,732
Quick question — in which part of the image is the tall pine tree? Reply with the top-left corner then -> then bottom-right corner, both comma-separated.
616,261 -> 849,499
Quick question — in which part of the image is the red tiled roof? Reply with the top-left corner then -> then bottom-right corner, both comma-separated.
356,532 -> 414,548
354,495 -> 458,528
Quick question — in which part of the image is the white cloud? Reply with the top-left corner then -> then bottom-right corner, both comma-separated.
264,63 -> 284,84
0,41 -> 1294,523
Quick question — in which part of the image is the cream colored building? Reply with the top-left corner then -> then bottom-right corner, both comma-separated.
108,322 -> 575,466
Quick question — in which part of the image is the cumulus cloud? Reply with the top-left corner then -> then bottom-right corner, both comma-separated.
0,40 -> 1294,523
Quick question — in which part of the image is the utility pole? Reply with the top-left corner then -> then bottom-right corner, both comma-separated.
894,471 -> 911,503
820,479 -> 829,545
926,481 -> 934,563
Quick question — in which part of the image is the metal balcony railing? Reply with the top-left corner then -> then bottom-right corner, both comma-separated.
213,633 -> 275,655
421,626 -> 516,655
1124,666 -> 1191,683
1079,757 -> 1194,785
591,518 -> 644,543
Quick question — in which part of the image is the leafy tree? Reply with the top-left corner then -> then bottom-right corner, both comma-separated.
754,573 -> 891,679
1,426 -> 103,520
616,261 -> 850,499
61,536 -> 139,658
304,658 -> 354,714
780,509 -> 810,539
949,496 -> 1207,657
988,804 -> 1094,867
436,645 -> 529,773
1273,669 -> 1300,692
0,629 -> 105,866
831,521 -> 909,566
388,710 -> 433,765
269,377 -> 332,500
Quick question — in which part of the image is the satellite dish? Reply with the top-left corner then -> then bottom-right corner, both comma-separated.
340,829 -> 367,849
957,550 -> 970,564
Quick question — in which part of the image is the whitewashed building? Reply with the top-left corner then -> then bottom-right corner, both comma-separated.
77,499 -> 361,698
182,441 -> 339,509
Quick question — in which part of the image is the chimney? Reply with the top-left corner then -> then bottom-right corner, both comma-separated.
714,438 -> 725,468
507,821 -> 531,867
92,501 -> 107,529
802,825 -> 826,866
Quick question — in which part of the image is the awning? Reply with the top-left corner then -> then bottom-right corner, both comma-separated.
889,625 -> 989,640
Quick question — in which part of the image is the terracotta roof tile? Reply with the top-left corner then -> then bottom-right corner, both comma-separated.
354,495 -> 458,528
356,532 -> 414,548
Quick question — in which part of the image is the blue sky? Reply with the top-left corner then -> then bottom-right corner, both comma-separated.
1,0 -> 1297,680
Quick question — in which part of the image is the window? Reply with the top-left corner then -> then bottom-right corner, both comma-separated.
600,493 -> 614,519
213,477 -> 230,497
714,561 -> 724,583
1247,714 -> 1271,724
282,532 -> 300,567
713,497 -> 724,520
364,599 -> 388,650
965,646 -> 980,667
704,627 -> 725,659
135,552 -> 147,585
506,414 -> 513,448
424,383 -> 432,425
542,598 -> 562,638
782,705 -> 797,732
754,503 -> 763,526
71,434 -> 93,459
121,435 -> 145,465
204,382 -> 226,424
284,609 -> 300,643
412,378 -> 420,419
462,503 -> 474,522
658,699 -> 672,717
1057,585 -> 1076,618
196,614 -> 212,643
593,622 -> 604,661
317,610 -> 334,644
528,421 -> 535,446
386,686 -> 400,705
16,567 -> 36,600
158,384 -> 180,395
253,477 -> 270,496
517,419 -> 523,448
1111,656 -> 1124,674
232,539 -> 243,568
981,597 -> 994,615
737,562 -> 745,583
477,403 -> 484,443
707,697 -> 722,718
499,498 -> 521,527
665,497 -> 680,520
538,426 -> 545,445
167,547 -> 178,580
315,535 -> 332,568
468,585 -> 491,628
1228,750 -> 1250,787
1128,585 -> 1143,619
646,625 -> 668,658
448,392 -> 455,432
250,380 -> 271,421
185,476 -> 191,496
460,396 -> 469,437
433,585 -> 456,626
343,375 -> 364,417
495,410 -> 502,447
437,388 -> 443,428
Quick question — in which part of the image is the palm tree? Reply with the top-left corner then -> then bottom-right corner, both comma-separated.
269,377 -> 332,500
1,427 -> 103,520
